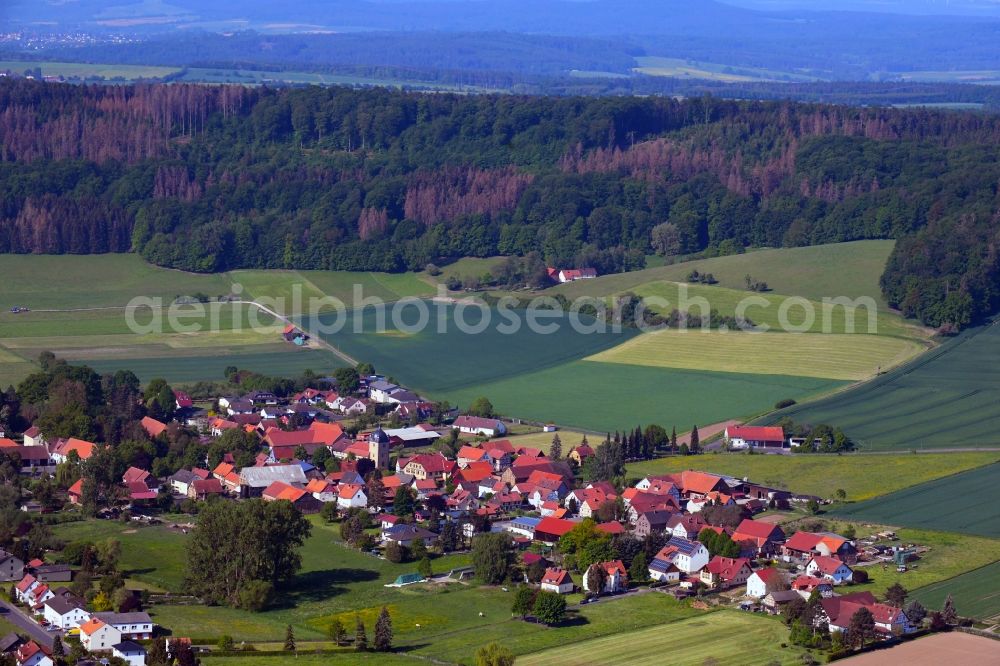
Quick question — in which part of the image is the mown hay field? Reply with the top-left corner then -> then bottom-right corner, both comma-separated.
587,329 -> 923,381
518,611 -> 806,666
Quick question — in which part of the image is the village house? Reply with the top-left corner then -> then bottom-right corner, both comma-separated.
94,611 -> 156,640
43,590 -> 90,628
567,444 -> 594,466
189,478 -> 224,501
540,568 -> 574,594
533,517 -> 577,545
262,481 -> 323,513
305,478 -> 338,503
632,509 -> 674,539
22,426 -> 45,448
666,514 -> 707,541
31,564 -> 71,583
140,416 -> 168,439
582,560 -> 628,594
79,617 -> 122,652
805,556 -> 854,585
819,592 -> 912,636
0,549 -> 24,582
336,484 -> 367,510
402,453 -> 452,482
732,519 -> 786,557
654,537 -> 710,575
746,567 -> 784,598
452,416 -> 507,438
725,425 -> 787,451
112,641 -> 147,666
15,641 -> 51,666
699,556 -> 753,589
791,575 -> 835,599
548,267 -> 598,283
238,464 -> 309,497
382,524 -> 437,548
783,531 -> 858,564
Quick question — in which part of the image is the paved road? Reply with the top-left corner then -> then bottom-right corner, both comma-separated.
0,600 -> 56,648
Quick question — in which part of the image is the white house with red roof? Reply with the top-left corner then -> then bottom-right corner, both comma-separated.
746,567 -> 784,598
583,560 -> 628,594
699,556 -> 753,589
820,592 -> 912,636
549,267 -> 597,283
725,425 -> 786,450
805,556 -> 854,585
540,567 -> 574,594
15,641 -> 51,666
336,483 -> 367,509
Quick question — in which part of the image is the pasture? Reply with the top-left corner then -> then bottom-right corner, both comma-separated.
518,610 -> 807,666
587,329 -> 922,381
829,463 -> 1000,537
766,322 -> 1000,450
548,240 -> 897,308
438,360 -> 844,432
624,451 -> 1000,502
83,348 -> 343,384
0,60 -> 180,80
632,56 -> 817,84
911,560 -> 1000,621
628,280 -> 921,339
53,516 -> 707,665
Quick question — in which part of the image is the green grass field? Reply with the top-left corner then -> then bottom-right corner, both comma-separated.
518,610 -> 807,666
438,360 -> 844,432
51,516 -> 707,664
911,560 -> 1000,621
588,330 -> 922,381
628,280 -> 921,339
0,60 -> 181,80
763,322 -> 1000,450
632,56 -> 818,84
624,451 -> 1000,502
548,241 -> 897,308
83,348 -> 344,384
829,463 -> 1000,537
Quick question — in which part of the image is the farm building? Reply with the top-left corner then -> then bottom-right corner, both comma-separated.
725,425 -> 786,450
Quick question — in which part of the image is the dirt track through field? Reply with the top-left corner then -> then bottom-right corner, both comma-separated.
841,632 -> 1000,665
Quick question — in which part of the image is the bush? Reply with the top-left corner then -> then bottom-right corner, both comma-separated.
237,580 -> 274,612
775,398 -> 797,409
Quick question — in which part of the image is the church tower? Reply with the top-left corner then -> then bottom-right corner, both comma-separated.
368,426 -> 390,470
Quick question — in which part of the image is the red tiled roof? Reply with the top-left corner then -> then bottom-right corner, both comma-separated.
733,519 -> 784,543
140,416 -> 168,438
704,556 -> 751,580
727,426 -> 785,443
596,522 -> 626,535
192,478 -> 223,495
541,568 -> 571,586
534,517 -> 577,538
809,555 -> 849,575
751,567 -> 782,584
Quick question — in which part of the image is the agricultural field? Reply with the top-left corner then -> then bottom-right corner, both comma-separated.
624,451 -> 1000,502
829,463 -> 1000,537
438,360 -> 844,432
587,329 -> 922,381
765,322 -> 1000,450
632,56 -> 818,84
547,241 -> 897,307
0,60 -> 181,80
0,254 -> 432,385
911,560 -> 1000,621
311,304 -> 641,394
518,611 -> 808,666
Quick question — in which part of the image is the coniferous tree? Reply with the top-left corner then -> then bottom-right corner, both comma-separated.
670,426 -> 678,452
689,425 -> 700,453
283,625 -> 295,651
329,618 -> 347,646
374,606 -> 393,652
942,594 -> 958,624
549,434 -> 562,459
355,615 -> 368,651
